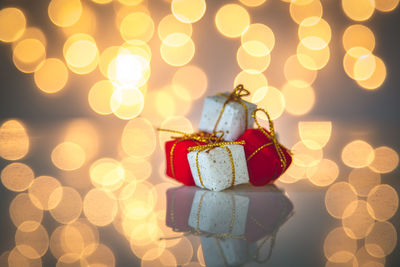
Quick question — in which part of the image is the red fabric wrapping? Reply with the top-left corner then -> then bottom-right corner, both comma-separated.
165,138 -> 206,186
165,186 -> 197,232
237,129 -> 292,186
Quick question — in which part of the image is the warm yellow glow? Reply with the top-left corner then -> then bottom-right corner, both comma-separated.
12,38 -> 46,73
158,116 -> 193,150
63,33 -> 98,74
236,45 -> 271,74
172,65 -> 207,100
48,0 -> 83,27
342,200 -> 375,239
282,81 -> 315,116
8,247 -> 42,267
298,121 -> 332,149
284,55 -> 317,87
158,14 -> 192,47
234,71 -> 268,101
325,182 -> 358,219
88,80 -> 115,115
297,42 -> 330,70
0,7 -> 26,42
121,118 -> 156,158
367,184 -> 399,222
28,176 -> 62,211
99,46 -> 121,78
289,0 -> 323,25
343,47 -> 375,81
34,58 -> 69,94
15,224 -> 49,259
292,140 -> 323,167
167,237 -> 193,266
356,56 -> 387,90
365,221 -> 397,258
142,249 -> 177,267
91,0 -> 113,4
83,243 -> 115,266
369,146 -> 399,173
0,120 -> 30,161
119,0 -> 144,5
62,4 -> 97,36
160,37 -> 195,67
341,140 -> 375,168
121,182 -> 157,220
215,4 -> 250,38
10,193 -> 43,232
355,246 -> 386,267
239,0 -> 267,6
342,0 -> 375,21
241,23 -> 274,56
49,187 -> 82,224
375,0 -> 400,11
51,142 -> 86,171
121,157 -> 152,182
306,158 -> 339,187
251,86 -> 268,103
171,0 -> 206,23
298,17 -> 331,50
324,227 -> 357,263
342,24 -> 375,52
120,12 -> 154,43
111,87 -> 145,120
141,91 -> 175,125
348,167 -> 381,197
1,163 -> 34,192
89,158 -> 125,190
11,27 -> 46,51
83,188 -> 118,226
255,86 -> 285,120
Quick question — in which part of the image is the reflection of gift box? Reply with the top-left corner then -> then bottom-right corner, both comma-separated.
187,143 -> 249,191
199,85 -> 257,141
188,190 -> 249,235
201,236 -> 249,267
165,186 -> 198,232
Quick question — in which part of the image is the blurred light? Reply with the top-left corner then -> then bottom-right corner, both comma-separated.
92,0 -> 113,4
297,42 -> 330,70
284,55 -> 317,87
241,23 -> 274,56
282,81 -> 315,116
234,71 -> 268,101
298,17 -> 331,50
11,27 -> 47,51
99,46 -> 121,78
141,249 -> 177,267
375,0 -> 399,12
289,0 -> 323,25
342,0 -> 375,21
365,221 -> 397,258
298,121 -> 332,150
110,87 -> 145,120
239,0 -> 267,7
1,163 -> 34,192
343,47 -> 373,81
119,0 -> 144,5
342,24 -> 375,52
121,117 -> 156,158
49,187 -> 82,224
51,142 -> 86,171
306,158 -> 339,187
48,0 -> 83,27
15,224 -> 49,259
167,237 -> 193,266
236,45 -> 271,74
197,245 -> 205,266
88,80 -> 115,115
121,157 -> 152,182
8,247 -> 42,267
348,167 -> 381,197
355,246 -> 386,267
172,65 -> 208,100
9,193 -> 43,232
120,12 -> 154,43
341,140 -> 375,168
62,4 -> 97,36
120,182 -> 157,220
89,158 -> 125,190
369,146 -> 399,173
158,14 -> 192,46
171,0 -> 206,23
367,184 -> 399,222
324,227 -> 357,263
292,140 -> 323,167
255,86 -> 285,120
83,243 -> 115,267
356,56 -> 386,90
0,7 -> 26,42
12,38 -> 46,73
28,176 -> 62,211
215,4 -> 250,38
0,120 -> 30,161
354,54 -> 376,81
83,188 -> 118,226
325,182 -> 358,219
160,37 -> 195,67
281,162 -> 306,183
34,58 -> 69,94
342,200 -> 375,239
251,86 -> 268,103
158,116 -> 193,150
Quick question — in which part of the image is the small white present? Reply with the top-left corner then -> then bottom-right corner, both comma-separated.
188,190 -> 249,236
187,142 -> 249,191
198,85 -> 257,141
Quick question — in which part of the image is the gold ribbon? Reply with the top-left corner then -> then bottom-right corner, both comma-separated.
187,140 -> 246,189
248,108 -> 289,173
213,84 -> 251,133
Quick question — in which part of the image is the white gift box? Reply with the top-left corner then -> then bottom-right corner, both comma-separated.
188,190 -> 249,236
198,93 -> 257,141
187,144 -> 249,191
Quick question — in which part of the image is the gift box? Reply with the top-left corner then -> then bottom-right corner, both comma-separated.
237,109 -> 292,186
188,190 -> 249,236
187,142 -> 249,191
165,186 -> 198,232
199,85 -> 257,141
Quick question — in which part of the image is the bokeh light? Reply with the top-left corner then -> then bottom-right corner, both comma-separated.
121,156 -> 152,182
375,0 -> 400,12
12,38 -> 46,73
0,120 -> 30,161
355,246 -> 386,267
298,121 -> 332,149
0,7 -> 26,43
158,14 -> 192,46
89,158 -> 125,190
367,184 -> 399,222
172,65 -> 207,100
110,87 -> 145,120
369,146 -> 399,173
236,45 -> 271,74
282,81 -> 315,116
215,4 -> 250,38
62,4 -> 97,36
325,182 -> 358,219
298,17 -> 331,50
342,24 -> 375,52
356,56 -> 387,90
341,140 -> 375,168
15,224 -> 49,259
342,0 -> 375,21
292,140 -> 323,167
120,12 -> 154,43
160,37 -> 195,67
365,221 -> 397,258
241,23 -> 275,56
297,42 -> 330,70
284,55 -> 317,87
289,0 -> 323,25
49,186 -> 82,224
28,176 -> 62,211
83,188 -> 118,226
239,0 -> 267,7
48,0 -> 83,27
121,117 -> 156,158
255,86 -> 285,120
348,167 -> 381,197
1,162 -> 34,192
234,71 -> 268,100
88,80 -> 115,115
171,0 -> 206,23
342,200 -> 375,239
51,142 -> 86,171
10,193 -> 43,232
324,227 -> 357,263
306,158 -> 339,187
8,247 -> 42,267
34,58 -> 69,94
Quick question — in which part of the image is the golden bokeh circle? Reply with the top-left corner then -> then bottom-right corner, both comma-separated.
51,142 -> 86,171
171,0 -> 206,23
369,146 -> 399,173
367,184 -> 399,222
348,167 -> 381,197
1,163 -> 34,192
34,58 -> 69,94
0,120 -> 30,161
342,24 -> 375,52
341,140 -> 375,168
48,0 -> 83,27
365,221 -> 397,258
325,182 -> 358,219
83,188 -> 118,226
0,7 -> 26,42
215,4 -> 250,38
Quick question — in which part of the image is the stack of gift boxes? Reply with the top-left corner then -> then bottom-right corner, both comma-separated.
160,84 -> 293,191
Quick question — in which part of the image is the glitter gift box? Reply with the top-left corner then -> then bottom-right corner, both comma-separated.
198,85 -> 257,141
187,142 -> 249,191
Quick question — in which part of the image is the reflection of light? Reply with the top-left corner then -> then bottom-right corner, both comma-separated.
49,186 -> 82,224
108,53 -> 149,88
342,200 -> 375,239
306,158 -> 339,187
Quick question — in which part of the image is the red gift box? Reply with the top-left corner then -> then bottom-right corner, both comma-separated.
165,186 -> 197,232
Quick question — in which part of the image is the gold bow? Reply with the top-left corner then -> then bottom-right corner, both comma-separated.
213,84 -> 251,133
